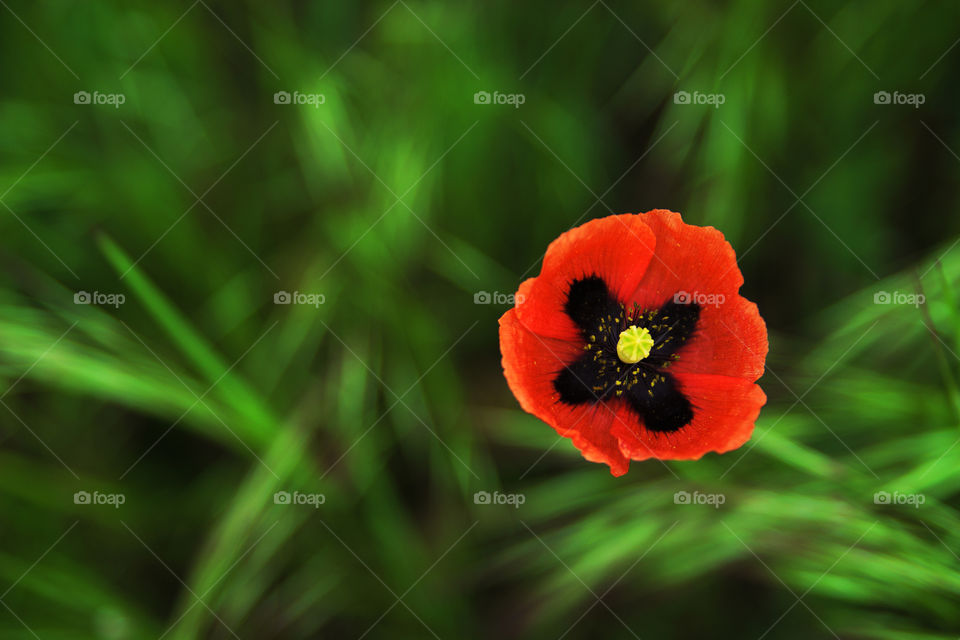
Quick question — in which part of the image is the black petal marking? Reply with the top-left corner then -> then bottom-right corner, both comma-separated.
563,276 -> 622,332
552,275 -> 701,432
625,370 -> 694,433
647,300 -> 701,359
552,358 -> 600,404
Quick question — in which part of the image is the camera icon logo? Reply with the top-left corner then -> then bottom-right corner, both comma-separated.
873,291 -> 891,304
873,491 -> 891,504
74,491 -> 91,504
673,91 -> 691,105
274,91 -> 291,104
673,490 -> 691,504
273,491 -> 291,504
74,91 -> 91,104
474,291 -> 491,304
473,491 -> 491,505
873,91 -> 891,105
274,291 -> 292,304
74,291 -> 92,304
474,91 -> 491,105
673,290 -> 692,304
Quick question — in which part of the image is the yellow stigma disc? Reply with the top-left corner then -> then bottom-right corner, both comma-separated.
616,325 -> 654,364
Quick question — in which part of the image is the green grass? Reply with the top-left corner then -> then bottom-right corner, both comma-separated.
0,1 -> 959,638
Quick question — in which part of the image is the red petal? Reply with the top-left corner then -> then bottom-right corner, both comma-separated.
627,210 -> 744,312
562,403 -> 630,476
499,308 -> 630,475
669,296 -> 768,380
515,214 -> 656,340
611,374 -> 766,461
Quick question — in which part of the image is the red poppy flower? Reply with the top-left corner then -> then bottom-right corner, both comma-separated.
499,210 -> 767,476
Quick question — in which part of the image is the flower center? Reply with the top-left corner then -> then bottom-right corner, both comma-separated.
616,325 -> 653,363
553,275 -> 703,432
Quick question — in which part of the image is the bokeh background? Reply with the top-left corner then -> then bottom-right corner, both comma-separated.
1,1 -> 959,638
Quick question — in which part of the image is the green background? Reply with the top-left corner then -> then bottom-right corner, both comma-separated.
1,1 -> 959,638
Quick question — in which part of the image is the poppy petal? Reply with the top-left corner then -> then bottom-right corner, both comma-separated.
628,209 -> 744,312
611,373 -> 766,461
499,308 -> 630,475
562,403 -> 629,476
515,214 -> 656,340
669,296 -> 768,380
